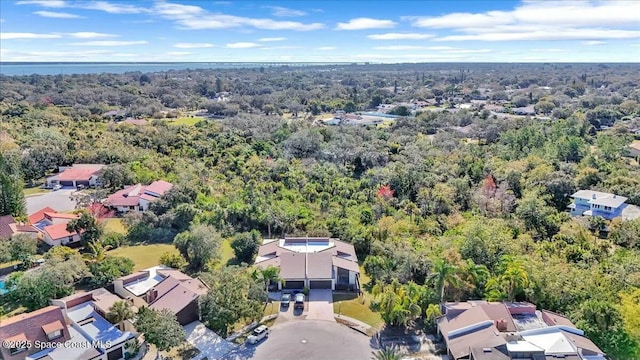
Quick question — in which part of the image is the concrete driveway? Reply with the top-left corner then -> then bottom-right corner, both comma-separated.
184,321 -> 237,360
223,320 -> 372,360
306,289 -> 335,322
26,189 -> 77,214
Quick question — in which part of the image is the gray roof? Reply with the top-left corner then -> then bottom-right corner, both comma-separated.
571,190 -> 627,208
278,253 -> 307,279
306,252 -> 333,279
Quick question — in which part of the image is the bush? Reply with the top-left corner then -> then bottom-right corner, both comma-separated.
102,233 -> 126,249
159,252 -> 187,270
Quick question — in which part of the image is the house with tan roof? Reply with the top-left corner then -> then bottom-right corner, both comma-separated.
46,164 -> 105,189
0,215 -> 38,240
104,180 -> 173,213
113,265 -> 208,325
437,301 -> 606,360
0,293 -> 134,360
254,237 -> 360,291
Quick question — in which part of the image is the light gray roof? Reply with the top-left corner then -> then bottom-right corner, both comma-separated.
571,190 -> 627,208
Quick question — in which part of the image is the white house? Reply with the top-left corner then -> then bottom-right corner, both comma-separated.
105,181 -> 173,213
569,190 -> 628,220
46,164 -> 105,188
255,237 -> 360,291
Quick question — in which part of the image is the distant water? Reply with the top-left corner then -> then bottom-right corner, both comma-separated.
0,62 -> 348,76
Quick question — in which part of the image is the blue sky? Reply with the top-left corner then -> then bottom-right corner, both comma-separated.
1,0 -> 639,62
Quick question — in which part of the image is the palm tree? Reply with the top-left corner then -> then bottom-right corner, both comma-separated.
464,259 -> 490,297
107,300 -> 135,331
252,265 -> 284,295
83,240 -> 111,263
429,258 -> 459,303
371,344 -> 402,360
501,259 -> 529,301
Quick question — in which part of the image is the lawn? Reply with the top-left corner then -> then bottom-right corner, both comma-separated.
167,117 -> 205,126
220,239 -> 235,266
332,265 -> 384,329
102,218 -> 127,235
108,244 -> 178,271
23,187 -> 48,196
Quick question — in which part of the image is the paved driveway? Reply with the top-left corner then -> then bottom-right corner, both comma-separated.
26,189 -> 77,214
223,320 -> 373,360
184,321 -> 237,360
306,289 -> 335,322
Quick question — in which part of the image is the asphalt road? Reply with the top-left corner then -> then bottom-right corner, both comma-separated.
26,189 -> 77,214
224,320 -> 374,360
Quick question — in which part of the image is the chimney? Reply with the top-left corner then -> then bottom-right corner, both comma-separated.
592,194 -> 597,199
147,288 -> 158,303
495,318 -> 508,331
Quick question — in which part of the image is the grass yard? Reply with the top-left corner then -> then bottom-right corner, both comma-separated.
23,187 -> 48,196
167,117 -> 205,126
332,265 -> 384,329
108,244 -> 178,271
102,218 -> 127,235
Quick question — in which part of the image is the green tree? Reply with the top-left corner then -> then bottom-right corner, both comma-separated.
231,230 -> 262,263
199,266 -> 265,336
429,258 -> 459,303
83,240 -> 111,263
173,224 -> 222,272
100,164 -> 135,191
88,256 -> 134,287
135,307 -> 185,352
425,303 -> 442,332
371,280 -> 423,327
0,150 -> 26,217
66,211 -> 103,245
107,300 -> 135,331
252,265 -> 283,295
371,344 -> 402,360
159,252 -> 187,270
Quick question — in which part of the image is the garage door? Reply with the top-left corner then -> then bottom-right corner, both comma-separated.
60,181 -> 74,186
76,180 -> 90,187
283,281 -> 304,289
309,280 -> 332,289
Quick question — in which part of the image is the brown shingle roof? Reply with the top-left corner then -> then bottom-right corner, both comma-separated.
0,215 -> 16,239
0,306 -> 70,360
332,256 -> 360,273
278,253 -> 306,279
561,330 -> 605,355
306,252 -> 333,279
479,303 -> 517,332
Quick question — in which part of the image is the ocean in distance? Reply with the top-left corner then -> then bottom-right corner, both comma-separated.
0,62 -> 352,76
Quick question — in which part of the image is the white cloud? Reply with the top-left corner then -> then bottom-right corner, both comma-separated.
81,1 -> 149,14
67,40 -> 148,46
409,1 -> 640,42
226,42 -> 262,48
0,32 -> 61,39
582,40 -> 606,46
316,46 -> 336,50
34,10 -> 83,18
373,45 -> 431,51
336,18 -> 396,30
367,33 -> 435,40
173,42 -> 215,48
258,37 -> 287,42
166,51 -> 192,56
259,46 -> 301,50
17,0 -> 67,7
68,32 -> 118,38
154,3 -> 323,31
267,6 -> 306,17
373,45 -> 490,53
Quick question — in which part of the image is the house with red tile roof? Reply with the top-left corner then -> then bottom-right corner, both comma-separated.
28,208 -> 81,246
437,301 -> 606,360
104,180 -> 173,213
113,265 -> 208,325
46,164 -> 105,188
254,237 -> 360,291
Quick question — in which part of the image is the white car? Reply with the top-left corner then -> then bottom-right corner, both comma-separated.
246,325 -> 269,345
52,184 -> 62,191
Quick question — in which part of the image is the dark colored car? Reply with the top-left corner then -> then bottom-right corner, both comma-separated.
294,293 -> 305,310
281,293 -> 291,307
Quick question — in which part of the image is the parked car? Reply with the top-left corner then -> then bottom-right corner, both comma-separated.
281,293 -> 291,307
294,293 -> 305,310
52,184 -> 62,191
246,325 -> 269,344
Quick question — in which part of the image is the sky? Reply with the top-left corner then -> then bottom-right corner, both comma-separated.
1,0 -> 639,63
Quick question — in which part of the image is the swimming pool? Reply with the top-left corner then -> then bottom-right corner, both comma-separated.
0,280 -> 7,294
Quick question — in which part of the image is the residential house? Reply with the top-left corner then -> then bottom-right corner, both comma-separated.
437,301 -> 605,360
29,208 -> 81,246
254,237 -> 360,291
46,164 -> 105,188
512,106 -> 536,116
113,265 -> 208,325
0,215 -> 38,240
569,190 -> 628,220
627,141 -> 640,158
0,298 -> 133,360
104,181 -> 173,213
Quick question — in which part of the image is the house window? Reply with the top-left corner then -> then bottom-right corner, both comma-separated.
9,344 -> 27,355
68,236 -> 74,242
605,206 -> 611,211
47,330 -> 62,340
129,206 -> 135,210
